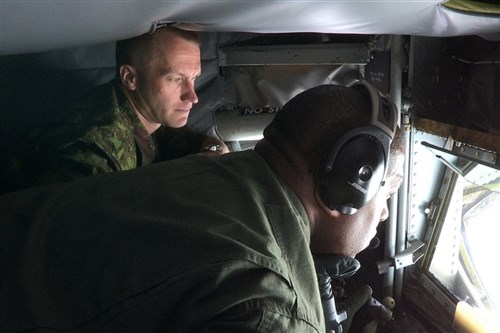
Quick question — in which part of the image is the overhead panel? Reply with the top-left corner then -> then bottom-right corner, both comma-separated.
218,44 -> 371,67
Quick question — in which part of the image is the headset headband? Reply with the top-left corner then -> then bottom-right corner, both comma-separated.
350,80 -> 398,140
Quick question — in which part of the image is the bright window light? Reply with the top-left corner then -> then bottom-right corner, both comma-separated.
429,166 -> 500,319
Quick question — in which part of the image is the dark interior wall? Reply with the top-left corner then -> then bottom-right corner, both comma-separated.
0,43 -> 115,139
411,36 -> 500,136
0,43 -> 115,193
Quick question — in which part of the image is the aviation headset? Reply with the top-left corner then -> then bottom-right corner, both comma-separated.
318,80 -> 399,215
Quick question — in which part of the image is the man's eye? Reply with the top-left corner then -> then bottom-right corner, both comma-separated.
167,76 -> 183,83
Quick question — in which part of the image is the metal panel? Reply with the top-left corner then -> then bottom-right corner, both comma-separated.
218,44 -> 371,66
408,130 -> 447,243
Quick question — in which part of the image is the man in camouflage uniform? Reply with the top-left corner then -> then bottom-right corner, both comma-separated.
31,26 -> 227,185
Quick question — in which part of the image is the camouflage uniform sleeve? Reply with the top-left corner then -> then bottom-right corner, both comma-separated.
19,82 -> 140,187
32,114 -> 138,185
35,140 -> 119,184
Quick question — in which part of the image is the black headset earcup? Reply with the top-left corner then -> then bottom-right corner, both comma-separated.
319,135 -> 386,215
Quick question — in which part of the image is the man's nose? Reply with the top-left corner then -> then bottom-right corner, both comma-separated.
181,81 -> 198,104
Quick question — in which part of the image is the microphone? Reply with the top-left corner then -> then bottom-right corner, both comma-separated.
318,273 -> 347,333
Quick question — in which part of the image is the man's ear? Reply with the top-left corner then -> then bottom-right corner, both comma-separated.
314,188 -> 341,218
120,65 -> 137,91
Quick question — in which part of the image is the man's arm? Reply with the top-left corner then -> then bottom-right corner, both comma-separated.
30,141 -> 120,185
154,125 -> 229,161
200,306 -> 322,333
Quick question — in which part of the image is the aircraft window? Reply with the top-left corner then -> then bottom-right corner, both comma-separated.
428,165 -> 500,321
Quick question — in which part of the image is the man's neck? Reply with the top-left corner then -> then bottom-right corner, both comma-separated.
255,138 -> 319,230
132,109 -> 161,136
120,85 -> 161,136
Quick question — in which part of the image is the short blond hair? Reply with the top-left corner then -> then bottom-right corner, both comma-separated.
115,27 -> 200,77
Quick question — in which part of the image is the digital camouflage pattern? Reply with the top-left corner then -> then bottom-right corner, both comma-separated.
33,80 -> 157,184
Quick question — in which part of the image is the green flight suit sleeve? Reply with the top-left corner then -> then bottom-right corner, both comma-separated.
201,306 -> 323,332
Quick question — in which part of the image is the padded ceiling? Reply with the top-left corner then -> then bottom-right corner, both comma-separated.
1,1 -> 500,55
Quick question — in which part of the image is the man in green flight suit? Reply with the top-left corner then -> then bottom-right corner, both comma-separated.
1,82 -> 405,332
30,26 -> 227,185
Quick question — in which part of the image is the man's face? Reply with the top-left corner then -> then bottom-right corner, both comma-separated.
311,163 -> 404,258
131,34 -> 201,128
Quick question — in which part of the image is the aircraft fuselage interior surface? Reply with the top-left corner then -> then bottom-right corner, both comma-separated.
1,1 -> 499,332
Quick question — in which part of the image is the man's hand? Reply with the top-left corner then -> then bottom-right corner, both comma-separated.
198,137 -> 230,156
